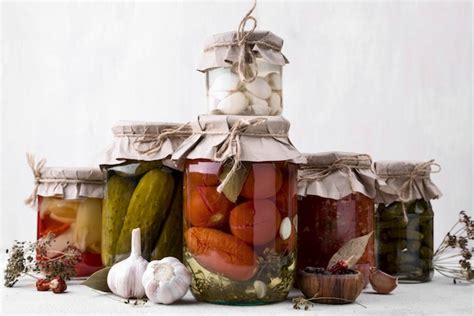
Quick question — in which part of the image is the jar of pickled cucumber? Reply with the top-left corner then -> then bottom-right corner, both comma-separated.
297,153 -> 377,285
197,30 -> 288,116
25,156 -> 106,278
99,121 -> 191,266
173,115 -> 305,305
374,160 -> 442,283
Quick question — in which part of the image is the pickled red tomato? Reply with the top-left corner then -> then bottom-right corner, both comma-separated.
187,160 -> 221,186
187,186 -> 233,227
241,163 -> 282,199
229,200 -> 281,245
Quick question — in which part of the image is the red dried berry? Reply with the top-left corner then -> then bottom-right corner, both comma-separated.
329,259 -> 349,274
36,279 -> 50,291
49,276 -> 67,294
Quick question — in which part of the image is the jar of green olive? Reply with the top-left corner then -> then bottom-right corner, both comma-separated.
374,160 -> 442,283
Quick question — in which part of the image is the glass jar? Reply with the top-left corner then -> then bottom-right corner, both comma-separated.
27,163 -> 105,278
37,196 -> 103,277
206,61 -> 283,115
102,161 -> 183,266
184,159 -> 297,305
297,193 -> 375,284
296,152 -> 377,286
198,30 -> 288,116
375,199 -> 434,282
100,121 -> 191,266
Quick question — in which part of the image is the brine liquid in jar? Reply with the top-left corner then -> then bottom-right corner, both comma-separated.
184,160 -> 297,305
375,200 -> 434,282
206,60 -> 283,116
297,193 -> 375,285
37,196 -> 103,277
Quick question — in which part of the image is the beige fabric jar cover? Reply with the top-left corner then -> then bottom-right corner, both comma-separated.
374,160 -> 442,204
100,121 -> 192,170
197,31 -> 289,73
172,115 -> 305,192
297,152 -> 377,199
25,154 -> 105,206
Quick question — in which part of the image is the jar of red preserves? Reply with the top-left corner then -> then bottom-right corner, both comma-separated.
25,156 -> 105,278
173,115 -> 305,305
297,152 -> 377,285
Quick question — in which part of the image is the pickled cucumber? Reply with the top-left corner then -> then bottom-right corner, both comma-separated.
151,177 -> 183,261
375,200 -> 434,282
101,176 -> 136,266
115,168 -> 175,261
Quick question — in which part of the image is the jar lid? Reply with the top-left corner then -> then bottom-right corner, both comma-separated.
197,31 -> 289,72
172,115 -> 305,194
25,154 -> 105,205
297,152 -> 377,199
100,121 -> 192,169
374,160 -> 442,203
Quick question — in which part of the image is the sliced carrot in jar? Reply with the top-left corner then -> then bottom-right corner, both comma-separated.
39,215 -> 71,238
185,227 -> 257,281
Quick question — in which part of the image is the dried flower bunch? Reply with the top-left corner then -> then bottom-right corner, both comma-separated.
433,211 -> 474,282
4,233 -> 82,288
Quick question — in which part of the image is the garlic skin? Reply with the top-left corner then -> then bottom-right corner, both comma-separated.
107,228 -> 148,299
142,257 -> 191,304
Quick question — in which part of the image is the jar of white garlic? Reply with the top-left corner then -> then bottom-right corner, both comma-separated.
198,31 -> 288,116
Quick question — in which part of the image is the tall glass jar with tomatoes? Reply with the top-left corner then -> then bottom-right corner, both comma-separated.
174,115 -> 305,305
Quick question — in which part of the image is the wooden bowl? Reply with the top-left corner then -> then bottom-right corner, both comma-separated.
297,270 -> 365,304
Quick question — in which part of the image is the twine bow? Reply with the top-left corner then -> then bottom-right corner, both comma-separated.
396,160 -> 441,202
213,117 -> 267,193
236,0 -> 258,83
298,154 -> 372,182
133,123 -> 191,155
24,153 -> 46,207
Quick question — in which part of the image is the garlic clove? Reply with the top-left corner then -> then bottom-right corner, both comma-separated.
217,92 -> 249,115
142,257 -> 191,305
369,266 -> 398,294
245,77 -> 272,99
293,215 -> 298,233
265,72 -> 282,91
210,72 -> 241,94
245,92 -> 268,106
279,217 -> 292,240
250,103 -> 271,116
253,280 -> 268,299
268,92 -> 282,115
107,228 -> 148,299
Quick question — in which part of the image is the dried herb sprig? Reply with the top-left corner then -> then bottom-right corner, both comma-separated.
292,295 -> 367,310
4,233 -> 82,287
433,211 -> 474,282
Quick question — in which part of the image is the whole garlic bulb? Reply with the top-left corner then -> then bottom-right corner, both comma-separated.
142,257 -> 191,304
107,228 -> 148,298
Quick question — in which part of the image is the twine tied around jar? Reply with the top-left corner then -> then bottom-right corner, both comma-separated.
236,0 -> 259,83
24,153 -> 105,207
383,159 -> 441,202
298,154 -> 373,181
192,117 -> 286,193
131,123 -> 192,155
24,153 -> 46,207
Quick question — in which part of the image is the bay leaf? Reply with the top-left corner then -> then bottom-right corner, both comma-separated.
326,231 -> 373,270
219,161 -> 250,203
81,267 -> 111,292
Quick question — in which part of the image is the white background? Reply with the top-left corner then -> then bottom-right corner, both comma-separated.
0,1 -> 472,251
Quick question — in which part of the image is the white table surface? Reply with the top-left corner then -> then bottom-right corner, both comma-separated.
1,267 -> 473,316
